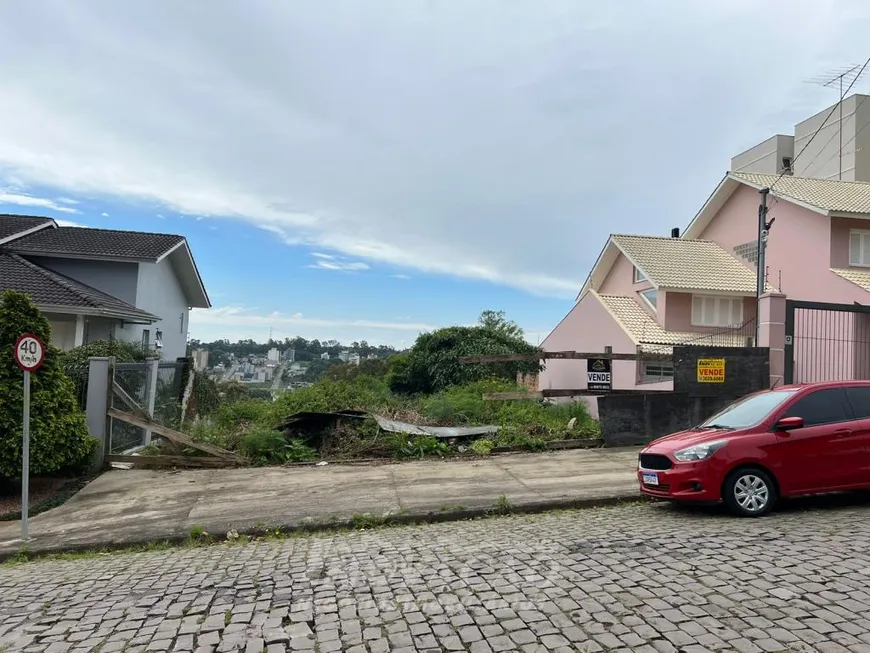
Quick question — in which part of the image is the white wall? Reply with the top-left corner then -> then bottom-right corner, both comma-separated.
793,94 -> 870,181
731,134 -> 794,175
123,258 -> 190,361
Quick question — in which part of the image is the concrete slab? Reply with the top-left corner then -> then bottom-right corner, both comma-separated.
0,447 -> 641,556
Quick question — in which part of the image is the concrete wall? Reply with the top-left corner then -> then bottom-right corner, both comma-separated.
598,346 -> 769,446
793,94 -> 870,181
27,256 -> 139,304
539,291 -> 671,418
662,292 -> 756,333
731,134 -> 794,176
128,258 -> 190,361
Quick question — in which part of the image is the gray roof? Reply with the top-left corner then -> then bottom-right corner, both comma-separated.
0,253 -> 159,322
5,226 -> 186,260
0,215 -> 55,242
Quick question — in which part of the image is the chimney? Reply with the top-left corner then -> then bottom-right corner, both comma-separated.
670,227 -> 680,238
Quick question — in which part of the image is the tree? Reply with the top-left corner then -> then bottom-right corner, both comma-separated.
321,358 -> 388,382
478,310 -> 524,340
0,291 -> 96,479
388,311 -> 541,395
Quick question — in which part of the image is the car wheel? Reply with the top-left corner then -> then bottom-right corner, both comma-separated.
723,468 -> 777,517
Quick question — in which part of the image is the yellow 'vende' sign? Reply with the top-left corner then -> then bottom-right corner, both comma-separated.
697,358 -> 725,383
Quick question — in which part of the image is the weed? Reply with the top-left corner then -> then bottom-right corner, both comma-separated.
469,439 -> 494,456
224,611 -> 232,626
438,504 -> 468,512
188,525 -> 212,544
489,494 -> 513,516
351,513 -> 385,530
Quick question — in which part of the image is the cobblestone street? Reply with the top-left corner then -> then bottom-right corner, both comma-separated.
3,500 -> 870,653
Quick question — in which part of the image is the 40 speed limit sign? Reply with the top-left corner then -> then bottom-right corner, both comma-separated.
14,333 -> 45,372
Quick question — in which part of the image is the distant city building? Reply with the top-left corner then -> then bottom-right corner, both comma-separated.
267,348 -> 280,363
349,353 -> 361,366
192,349 -> 210,371
338,351 -> 351,363
321,351 -> 330,360
283,348 -> 296,362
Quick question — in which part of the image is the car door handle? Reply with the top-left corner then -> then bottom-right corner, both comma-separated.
833,428 -> 853,438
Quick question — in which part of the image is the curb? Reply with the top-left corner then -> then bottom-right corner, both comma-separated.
0,491 -> 646,563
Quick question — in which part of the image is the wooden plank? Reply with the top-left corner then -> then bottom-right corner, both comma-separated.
112,381 -> 149,419
107,454 -> 238,468
459,350 -> 672,363
107,408 -> 245,463
483,388 -> 658,400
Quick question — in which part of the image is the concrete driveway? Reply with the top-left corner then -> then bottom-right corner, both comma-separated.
0,447 -> 640,556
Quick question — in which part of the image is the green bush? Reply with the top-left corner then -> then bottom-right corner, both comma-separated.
271,377 -> 394,420
57,339 -> 153,367
239,428 -> 317,465
390,434 -> 449,459
213,399 -> 273,433
0,291 -> 96,479
470,438 -> 494,456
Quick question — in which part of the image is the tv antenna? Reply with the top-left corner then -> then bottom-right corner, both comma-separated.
806,63 -> 869,179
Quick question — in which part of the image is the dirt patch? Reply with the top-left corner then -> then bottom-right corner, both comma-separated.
0,477 -> 87,521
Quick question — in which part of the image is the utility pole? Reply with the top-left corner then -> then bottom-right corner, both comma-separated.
755,188 -> 771,346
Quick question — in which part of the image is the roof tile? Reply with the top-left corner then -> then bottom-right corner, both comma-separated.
596,292 -> 752,354
5,226 -> 185,260
831,268 -> 870,292
0,215 -> 54,241
611,234 -> 776,293
731,171 -> 870,214
0,253 -> 158,321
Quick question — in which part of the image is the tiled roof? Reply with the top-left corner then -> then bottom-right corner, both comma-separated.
0,215 -> 54,241
596,293 -> 751,354
0,253 -> 158,322
5,226 -> 185,260
831,268 -> 870,293
610,234 -> 776,293
730,172 -> 870,214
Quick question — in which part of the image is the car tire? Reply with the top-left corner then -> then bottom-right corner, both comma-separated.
723,467 -> 777,517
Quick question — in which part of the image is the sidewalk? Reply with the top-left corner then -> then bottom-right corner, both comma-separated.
0,447 -> 641,557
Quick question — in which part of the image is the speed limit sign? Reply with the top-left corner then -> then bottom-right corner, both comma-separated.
14,333 -> 45,372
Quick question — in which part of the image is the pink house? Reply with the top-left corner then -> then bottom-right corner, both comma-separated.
540,171 -> 870,416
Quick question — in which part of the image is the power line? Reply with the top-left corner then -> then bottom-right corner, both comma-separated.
771,57 -> 870,191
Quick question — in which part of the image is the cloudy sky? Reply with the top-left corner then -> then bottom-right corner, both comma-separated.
1,1 -> 869,345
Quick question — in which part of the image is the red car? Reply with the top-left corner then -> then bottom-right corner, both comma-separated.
637,380 -> 870,517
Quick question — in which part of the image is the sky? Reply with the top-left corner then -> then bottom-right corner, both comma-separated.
1,1 -> 869,347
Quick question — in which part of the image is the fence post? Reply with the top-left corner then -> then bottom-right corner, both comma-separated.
144,357 -> 160,445
85,357 -> 111,469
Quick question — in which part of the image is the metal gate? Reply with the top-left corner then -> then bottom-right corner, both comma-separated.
784,300 -> 870,384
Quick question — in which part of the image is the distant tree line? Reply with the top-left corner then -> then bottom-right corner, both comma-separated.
187,336 -> 402,369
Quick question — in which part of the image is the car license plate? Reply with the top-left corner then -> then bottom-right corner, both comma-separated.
642,473 -> 659,486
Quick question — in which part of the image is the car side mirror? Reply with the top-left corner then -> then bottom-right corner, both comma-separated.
775,416 -> 804,431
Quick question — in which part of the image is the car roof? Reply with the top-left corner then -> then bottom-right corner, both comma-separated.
772,380 -> 870,392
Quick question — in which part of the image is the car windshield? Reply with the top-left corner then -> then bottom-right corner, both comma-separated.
700,388 -> 800,430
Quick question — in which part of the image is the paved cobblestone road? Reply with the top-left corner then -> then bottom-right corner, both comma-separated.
3,500 -> 870,653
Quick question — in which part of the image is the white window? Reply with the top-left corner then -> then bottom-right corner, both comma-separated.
634,266 -> 647,283
692,295 -> 743,327
641,361 -> 674,383
640,289 -> 657,310
850,230 -> 870,267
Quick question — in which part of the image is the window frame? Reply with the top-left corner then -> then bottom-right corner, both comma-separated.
639,360 -> 674,384
691,295 -> 744,328
849,229 -> 870,267
640,289 -> 657,311
779,387 -> 855,428
633,266 -> 647,283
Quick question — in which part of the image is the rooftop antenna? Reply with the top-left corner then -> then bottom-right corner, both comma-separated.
806,63 -> 869,179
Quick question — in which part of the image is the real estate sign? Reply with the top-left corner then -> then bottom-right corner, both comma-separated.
587,357 -> 612,391
697,358 -> 726,383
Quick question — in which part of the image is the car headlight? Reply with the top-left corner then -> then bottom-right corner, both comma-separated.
673,440 -> 728,462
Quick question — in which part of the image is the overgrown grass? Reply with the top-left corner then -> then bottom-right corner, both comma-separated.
175,376 -> 599,463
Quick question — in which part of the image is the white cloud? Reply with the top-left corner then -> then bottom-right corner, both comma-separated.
0,191 -> 81,214
55,218 -> 86,227
189,306 -> 437,344
101,211 -> 109,217
306,252 -> 369,271
393,274 -> 411,280
0,2 -> 867,297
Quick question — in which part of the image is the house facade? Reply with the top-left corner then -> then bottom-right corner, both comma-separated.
540,172 -> 870,416
0,215 -> 210,361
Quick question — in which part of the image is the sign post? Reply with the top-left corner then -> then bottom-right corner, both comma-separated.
14,333 -> 45,542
